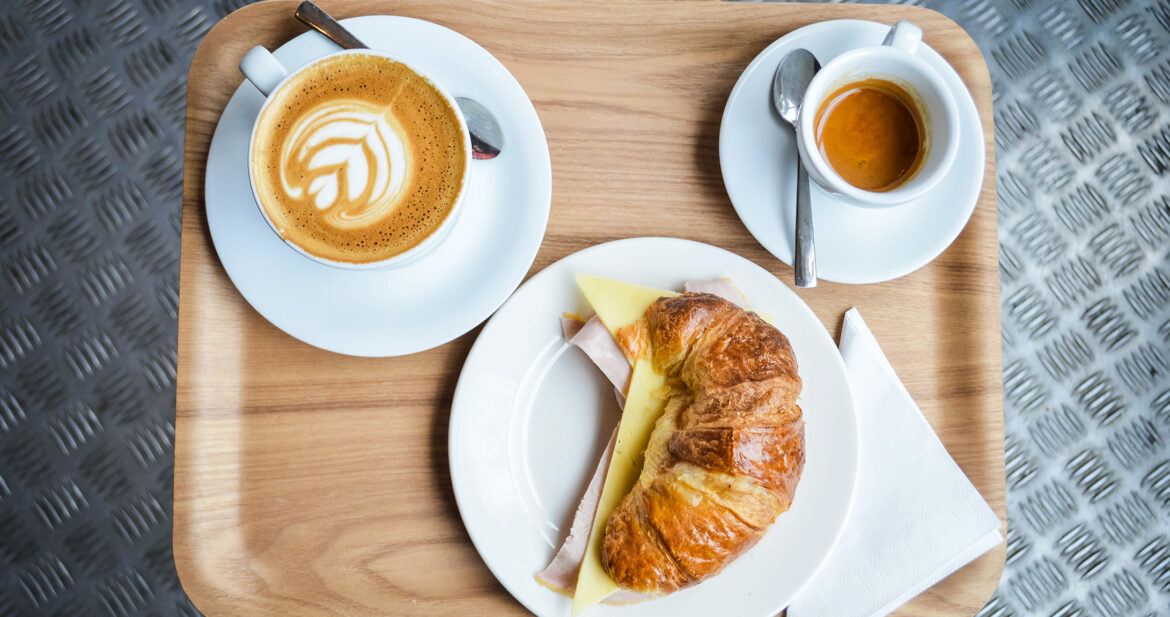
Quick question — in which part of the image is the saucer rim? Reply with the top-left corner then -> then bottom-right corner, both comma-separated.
203,15 -> 552,356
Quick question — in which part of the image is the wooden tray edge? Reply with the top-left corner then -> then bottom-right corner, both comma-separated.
173,2 -> 1006,615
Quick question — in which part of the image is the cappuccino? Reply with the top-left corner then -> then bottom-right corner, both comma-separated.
251,53 -> 467,264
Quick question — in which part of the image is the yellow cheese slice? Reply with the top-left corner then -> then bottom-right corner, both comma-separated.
575,274 -> 678,337
570,275 -> 678,614
571,358 -> 668,615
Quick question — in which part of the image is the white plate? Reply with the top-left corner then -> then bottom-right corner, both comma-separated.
450,238 -> 859,616
205,16 -> 551,356
719,20 -> 985,284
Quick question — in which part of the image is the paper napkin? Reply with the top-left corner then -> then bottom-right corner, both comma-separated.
788,308 -> 1003,617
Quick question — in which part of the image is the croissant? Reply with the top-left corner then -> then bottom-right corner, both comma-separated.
601,293 -> 805,593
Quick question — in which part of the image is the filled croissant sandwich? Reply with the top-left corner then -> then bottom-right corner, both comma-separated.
536,276 -> 806,613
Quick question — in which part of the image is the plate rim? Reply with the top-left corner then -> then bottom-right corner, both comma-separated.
449,236 -> 859,616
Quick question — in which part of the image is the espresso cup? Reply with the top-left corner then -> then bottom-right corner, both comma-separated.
239,47 -> 472,269
796,21 -> 959,208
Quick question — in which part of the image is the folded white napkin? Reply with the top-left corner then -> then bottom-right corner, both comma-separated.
789,308 -> 1002,617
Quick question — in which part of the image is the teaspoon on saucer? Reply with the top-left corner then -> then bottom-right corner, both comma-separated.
294,0 -> 504,160
772,49 -> 820,288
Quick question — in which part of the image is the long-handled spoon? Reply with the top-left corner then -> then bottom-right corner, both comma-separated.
295,0 -> 504,159
772,49 -> 820,288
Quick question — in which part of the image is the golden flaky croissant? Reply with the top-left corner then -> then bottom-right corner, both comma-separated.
601,293 -> 805,593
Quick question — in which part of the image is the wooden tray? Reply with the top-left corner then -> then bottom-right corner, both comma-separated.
175,2 -> 1004,615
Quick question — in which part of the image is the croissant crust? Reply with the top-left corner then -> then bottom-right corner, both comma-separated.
600,293 -> 805,593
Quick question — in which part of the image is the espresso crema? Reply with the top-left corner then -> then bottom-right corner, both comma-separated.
251,53 -> 467,264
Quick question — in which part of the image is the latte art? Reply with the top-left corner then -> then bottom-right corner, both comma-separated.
250,53 -> 468,265
280,99 -> 412,230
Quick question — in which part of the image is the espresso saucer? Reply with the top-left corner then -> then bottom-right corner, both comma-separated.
719,20 -> 985,284
205,16 -> 551,356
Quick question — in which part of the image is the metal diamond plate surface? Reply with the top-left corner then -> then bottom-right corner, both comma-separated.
0,0 -> 1168,615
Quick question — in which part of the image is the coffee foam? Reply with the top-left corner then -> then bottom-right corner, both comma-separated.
281,99 -> 412,229
252,53 -> 466,264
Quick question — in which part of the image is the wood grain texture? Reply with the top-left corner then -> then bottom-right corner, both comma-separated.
175,2 -> 1005,616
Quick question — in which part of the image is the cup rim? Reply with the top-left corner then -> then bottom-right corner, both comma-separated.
246,48 -> 473,270
797,45 -> 960,208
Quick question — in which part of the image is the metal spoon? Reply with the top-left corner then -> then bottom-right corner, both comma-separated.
295,0 -> 504,159
772,49 -> 820,288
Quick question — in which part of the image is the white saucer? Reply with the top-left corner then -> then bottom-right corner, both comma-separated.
719,20 -> 985,284
450,238 -> 858,617
205,16 -> 551,356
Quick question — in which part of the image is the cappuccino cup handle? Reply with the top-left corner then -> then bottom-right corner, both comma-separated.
881,21 -> 922,54
240,46 -> 288,97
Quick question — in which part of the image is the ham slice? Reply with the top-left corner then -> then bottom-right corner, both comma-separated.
683,278 -> 749,307
534,425 -> 655,605
535,428 -> 617,595
540,280 -> 747,605
561,315 -> 586,340
569,316 -> 631,395
539,317 -> 652,604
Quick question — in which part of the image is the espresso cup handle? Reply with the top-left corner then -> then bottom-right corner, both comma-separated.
882,21 -> 922,54
240,46 -> 288,97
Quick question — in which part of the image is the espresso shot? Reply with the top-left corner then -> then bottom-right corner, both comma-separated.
812,78 -> 925,192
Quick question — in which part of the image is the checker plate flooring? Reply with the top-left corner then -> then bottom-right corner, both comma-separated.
0,0 -> 1168,615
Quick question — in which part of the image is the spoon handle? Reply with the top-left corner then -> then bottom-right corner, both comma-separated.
794,152 -> 817,288
292,0 -> 503,160
295,1 -> 369,49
